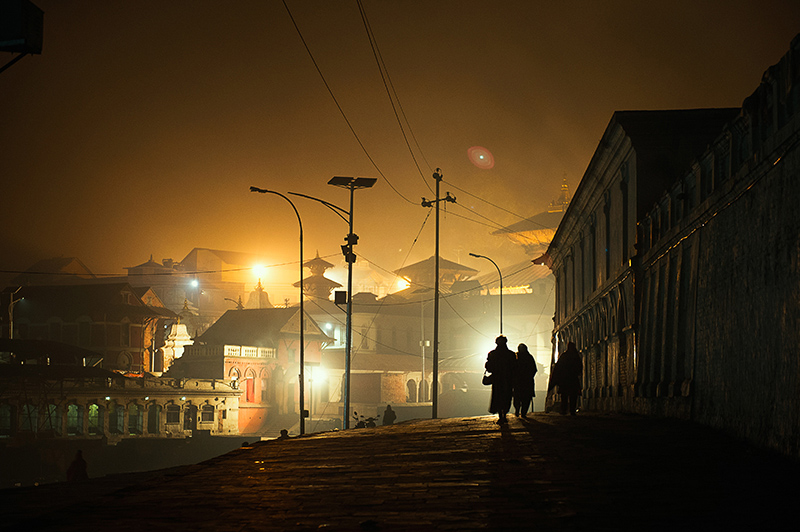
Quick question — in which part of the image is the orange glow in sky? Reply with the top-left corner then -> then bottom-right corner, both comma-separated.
2,1 -> 799,289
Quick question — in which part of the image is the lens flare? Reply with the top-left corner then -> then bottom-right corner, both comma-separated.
468,146 -> 495,169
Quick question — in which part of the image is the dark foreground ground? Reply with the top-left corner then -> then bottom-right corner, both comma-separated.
2,413 -> 798,531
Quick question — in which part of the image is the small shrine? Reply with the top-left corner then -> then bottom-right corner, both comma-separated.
246,280 -> 273,309
294,251 -> 342,300
161,317 -> 193,373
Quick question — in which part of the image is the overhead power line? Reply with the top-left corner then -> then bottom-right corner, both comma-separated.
443,178 -> 553,230
281,0 -> 417,205
1,254 -> 342,279
356,0 -> 433,193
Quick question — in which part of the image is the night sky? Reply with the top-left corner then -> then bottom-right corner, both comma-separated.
2,1 -> 799,301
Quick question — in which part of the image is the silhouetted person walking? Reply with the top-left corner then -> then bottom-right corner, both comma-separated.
513,343 -> 537,417
552,341 -> 583,415
66,450 -> 88,482
486,336 -> 516,423
382,404 -> 396,425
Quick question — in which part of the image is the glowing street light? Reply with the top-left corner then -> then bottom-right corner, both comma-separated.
469,253 -> 503,335
252,263 -> 267,282
249,186 -> 307,435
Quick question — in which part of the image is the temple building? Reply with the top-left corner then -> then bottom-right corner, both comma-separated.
294,252 -> 342,302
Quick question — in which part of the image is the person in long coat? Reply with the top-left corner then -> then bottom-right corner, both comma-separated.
67,450 -> 88,482
553,341 -> 583,415
513,343 -> 537,417
485,335 -> 516,423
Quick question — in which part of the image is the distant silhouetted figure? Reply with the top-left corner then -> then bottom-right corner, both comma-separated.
278,429 -> 289,440
552,341 -> 583,415
513,343 -> 537,417
66,450 -> 88,482
382,405 -> 396,425
486,335 -> 516,423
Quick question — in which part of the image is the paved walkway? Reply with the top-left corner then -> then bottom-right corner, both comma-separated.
3,413 -> 798,531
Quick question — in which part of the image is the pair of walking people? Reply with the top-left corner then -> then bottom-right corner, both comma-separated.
484,335 -> 537,423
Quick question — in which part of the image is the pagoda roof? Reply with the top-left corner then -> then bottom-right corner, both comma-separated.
492,210 -> 565,235
304,252 -> 335,270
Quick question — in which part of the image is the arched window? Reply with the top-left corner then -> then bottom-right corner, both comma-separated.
184,404 -> 197,431
147,404 -> 161,434
245,368 -> 256,403
118,352 -> 133,371
88,404 -> 103,435
166,404 -> 181,424
406,380 -> 417,403
129,403 -> 143,435
21,404 -> 38,432
419,380 -> 429,402
67,404 -> 83,436
44,404 -> 60,435
0,404 -> 13,437
109,402 -> 124,434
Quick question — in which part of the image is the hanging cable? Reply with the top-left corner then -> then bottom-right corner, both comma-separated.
356,0 -> 433,193
0,254 -> 342,279
281,0 -> 417,205
443,178 -> 554,230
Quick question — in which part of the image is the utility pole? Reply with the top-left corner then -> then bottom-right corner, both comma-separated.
421,169 -> 456,418
8,287 -> 23,341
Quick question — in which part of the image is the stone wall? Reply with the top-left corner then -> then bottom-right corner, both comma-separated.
691,127 -> 800,454
635,36 -> 800,455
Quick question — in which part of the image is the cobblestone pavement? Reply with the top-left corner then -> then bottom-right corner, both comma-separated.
3,413 -> 798,531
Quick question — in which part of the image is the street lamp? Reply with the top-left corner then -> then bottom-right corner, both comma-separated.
223,297 -> 244,310
327,176 -> 376,429
8,287 -> 23,340
469,253 -> 503,335
289,176 -> 376,429
249,186 -> 307,435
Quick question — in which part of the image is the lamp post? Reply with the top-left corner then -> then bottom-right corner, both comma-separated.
290,176 -> 376,429
327,176 -> 376,429
469,253 -> 503,335
224,297 -> 244,310
8,287 -> 23,340
249,186 -> 306,435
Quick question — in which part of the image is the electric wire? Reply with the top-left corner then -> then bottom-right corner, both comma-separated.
284,1 -> 551,232
444,178 -> 554,231
356,0 -> 433,193
0,254 -> 343,279
281,0 -> 417,205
